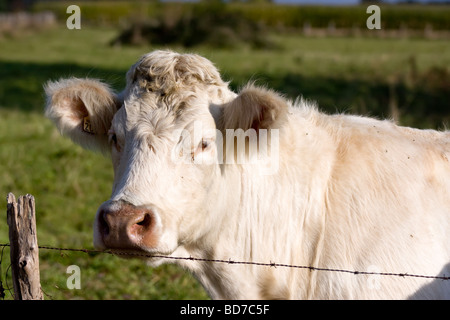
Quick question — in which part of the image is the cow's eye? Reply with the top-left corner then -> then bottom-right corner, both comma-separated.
199,138 -> 210,151
109,133 -> 117,145
191,138 -> 214,162
108,130 -> 119,150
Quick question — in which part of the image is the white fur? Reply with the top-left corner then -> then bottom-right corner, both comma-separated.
45,50 -> 450,299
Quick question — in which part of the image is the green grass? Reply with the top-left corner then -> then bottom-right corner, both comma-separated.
0,25 -> 449,299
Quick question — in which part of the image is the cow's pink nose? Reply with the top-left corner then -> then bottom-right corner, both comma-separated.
97,201 -> 159,250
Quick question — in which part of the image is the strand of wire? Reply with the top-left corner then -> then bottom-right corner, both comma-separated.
1,243 -> 449,281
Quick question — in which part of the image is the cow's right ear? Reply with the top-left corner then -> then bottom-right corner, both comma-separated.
44,78 -> 121,153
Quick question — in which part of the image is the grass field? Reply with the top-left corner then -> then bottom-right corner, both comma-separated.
0,24 -> 449,299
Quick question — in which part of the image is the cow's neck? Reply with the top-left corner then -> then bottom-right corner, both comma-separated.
179,164 -> 325,299
178,115 -> 334,299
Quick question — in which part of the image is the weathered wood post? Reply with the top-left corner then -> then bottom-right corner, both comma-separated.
7,193 -> 43,300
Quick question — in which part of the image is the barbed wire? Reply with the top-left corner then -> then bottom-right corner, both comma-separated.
1,243 -> 449,281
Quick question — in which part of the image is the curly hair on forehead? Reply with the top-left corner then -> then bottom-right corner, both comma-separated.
129,50 -> 227,98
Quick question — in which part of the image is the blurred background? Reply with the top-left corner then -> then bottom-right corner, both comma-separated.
0,0 -> 449,300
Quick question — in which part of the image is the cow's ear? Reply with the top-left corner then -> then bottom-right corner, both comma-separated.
222,85 -> 288,132
44,78 -> 121,152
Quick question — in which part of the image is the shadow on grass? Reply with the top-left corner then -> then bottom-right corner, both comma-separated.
1,60 -> 448,129
0,60 -> 126,112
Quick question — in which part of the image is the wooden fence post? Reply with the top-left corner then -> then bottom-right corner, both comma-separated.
7,193 -> 43,300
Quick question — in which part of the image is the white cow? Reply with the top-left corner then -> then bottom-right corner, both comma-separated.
45,50 -> 450,299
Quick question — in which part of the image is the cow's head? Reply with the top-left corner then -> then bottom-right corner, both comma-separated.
45,50 -> 287,260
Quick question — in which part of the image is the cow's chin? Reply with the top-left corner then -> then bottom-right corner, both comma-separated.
93,229 -> 178,265
108,248 -> 174,267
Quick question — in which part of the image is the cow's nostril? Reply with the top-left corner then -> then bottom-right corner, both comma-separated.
129,212 -> 153,243
99,210 -> 110,236
136,213 -> 152,228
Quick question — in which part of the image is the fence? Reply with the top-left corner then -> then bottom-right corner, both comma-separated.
1,193 -> 449,300
5,193 -> 42,300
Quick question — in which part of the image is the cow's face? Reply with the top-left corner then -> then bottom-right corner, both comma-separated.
45,50 -> 287,259
95,70 -> 226,257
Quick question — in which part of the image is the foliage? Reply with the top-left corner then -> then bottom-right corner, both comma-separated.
33,1 -> 450,31
111,2 -> 274,49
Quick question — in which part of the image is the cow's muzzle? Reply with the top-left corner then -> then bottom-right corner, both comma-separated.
94,200 -> 161,252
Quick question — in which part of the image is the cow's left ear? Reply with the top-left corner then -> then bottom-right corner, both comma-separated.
44,78 -> 121,153
221,85 -> 288,132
